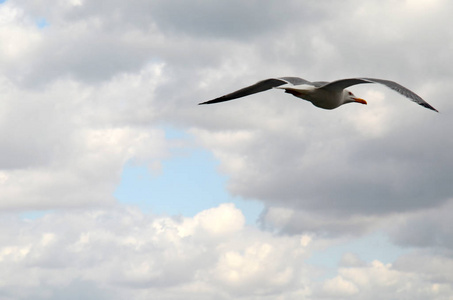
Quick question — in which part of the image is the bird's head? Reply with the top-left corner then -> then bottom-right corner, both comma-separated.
343,90 -> 367,106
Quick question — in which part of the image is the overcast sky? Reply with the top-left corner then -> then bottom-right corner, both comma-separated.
1,0 -> 453,299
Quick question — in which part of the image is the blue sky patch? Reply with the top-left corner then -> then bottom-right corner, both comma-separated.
36,17 -> 49,28
114,133 -> 263,224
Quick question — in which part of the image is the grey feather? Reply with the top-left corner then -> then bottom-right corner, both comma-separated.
278,77 -> 312,85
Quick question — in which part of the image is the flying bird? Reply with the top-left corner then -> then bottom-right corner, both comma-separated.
199,77 -> 438,112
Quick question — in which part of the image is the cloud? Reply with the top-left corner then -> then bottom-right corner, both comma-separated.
315,259 -> 453,300
1,204 -> 452,300
0,2 -> 162,86
0,63 -> 168,209
0,204 -> 309,299
259,206 -> 383,236
387,198 -> 453,254
193,106 -> 451,218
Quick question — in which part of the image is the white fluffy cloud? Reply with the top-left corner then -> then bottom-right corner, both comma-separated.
0,60 -> 168,209
0,204 -> 307,299
2,204 -> 452,300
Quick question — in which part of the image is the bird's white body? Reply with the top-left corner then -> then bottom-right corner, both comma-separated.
275,84 -> 347,109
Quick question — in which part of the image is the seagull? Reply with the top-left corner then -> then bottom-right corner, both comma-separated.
198,77 -> 438,112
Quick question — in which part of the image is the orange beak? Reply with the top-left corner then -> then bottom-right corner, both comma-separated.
354,98 -> 367,105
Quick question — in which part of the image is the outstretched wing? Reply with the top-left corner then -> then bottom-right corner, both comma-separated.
320,78 -> 438,112
199,77 -> 309,105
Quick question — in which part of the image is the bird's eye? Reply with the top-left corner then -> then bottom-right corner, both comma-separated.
348,91 -> 353,95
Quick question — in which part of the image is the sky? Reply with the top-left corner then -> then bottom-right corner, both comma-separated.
0,0 -> 453,299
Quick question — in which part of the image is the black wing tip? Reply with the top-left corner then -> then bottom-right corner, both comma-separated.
420,102 -> 439,112
197,78 -> 289,106
198,98 -> 222,105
